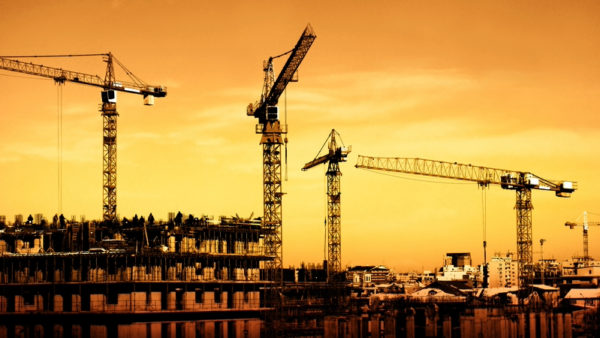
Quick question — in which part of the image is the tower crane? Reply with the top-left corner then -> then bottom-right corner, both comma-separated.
302,129 -> 351,282
356,155 -> 576,289
0,53 -> 167,222
246,25 -> 316,282
565,211 -> 600,261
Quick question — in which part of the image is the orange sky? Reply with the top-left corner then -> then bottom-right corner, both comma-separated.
1,1 -> 599,272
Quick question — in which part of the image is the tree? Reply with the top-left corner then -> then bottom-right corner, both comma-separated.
174,211 -> 183,226
186,214 -> 194,226
148,213 -> 155,225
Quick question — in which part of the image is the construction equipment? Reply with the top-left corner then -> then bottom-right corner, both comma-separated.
0,53 -> 166,222
565,211 -> 600,261
356,156 -> 576,289
246,25 -> 316,282
302,129 -> 351,282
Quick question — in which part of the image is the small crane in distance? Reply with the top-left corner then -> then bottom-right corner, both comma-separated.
302,129 -> 351,282
565,211 -> 600,262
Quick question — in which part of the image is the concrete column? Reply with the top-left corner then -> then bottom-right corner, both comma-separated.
362,316 -> 370,338
491,318 -> 500,338
405,310 -> 415,338
518,313 -> 526,338
539,312 -> 547,338
509,317 -> 517,338
383,313 -> 396,338
148,323 -> 161,338
339,319 -> 348,337
71,324 -> 82,338
348,316 -> 361,338
425,306 -> 438,337
33,325 -> 44,338
548,312 -> 554,338
324,316 -> 338,338
499,318 -> 508,338
564,313 -> 572,338
460,317 -> 473,338
203,321 -> 215,338
371,314 -> 381,338
442,315 -> 452,338
473,310 -> 483,337
184,322 -> 197,337
529,312 -> 536,338
555,313 -> 564,338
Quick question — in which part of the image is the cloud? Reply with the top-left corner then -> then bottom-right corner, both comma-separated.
284,69 -> 476,124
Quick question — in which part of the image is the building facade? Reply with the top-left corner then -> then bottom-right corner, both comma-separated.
487,253 -> 519,288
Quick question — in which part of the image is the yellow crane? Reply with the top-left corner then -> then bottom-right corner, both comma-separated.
565,211 -> 600,261
356,155 -> 576,289
0,53 -> 166,222
302,129 -> 351,282
246,25 -> 316,282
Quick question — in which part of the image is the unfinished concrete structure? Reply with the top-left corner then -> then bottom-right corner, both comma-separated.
0,214 -> 269,337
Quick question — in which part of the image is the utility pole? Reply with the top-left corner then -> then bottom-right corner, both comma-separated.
540,238 -> 546,284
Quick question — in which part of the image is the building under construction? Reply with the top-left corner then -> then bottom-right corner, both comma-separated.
0,215 -> 269,336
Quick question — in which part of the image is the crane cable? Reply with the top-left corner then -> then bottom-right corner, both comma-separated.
0,53 -> 107,58
481,185 -> 487,264
324,167 -> 328,263
360,168 -> 472,185
56,82 -> 64,214
284,88 -> 288,181
113,56 -> 147,87
0,73 -> 51,80
271,49 -> 293,60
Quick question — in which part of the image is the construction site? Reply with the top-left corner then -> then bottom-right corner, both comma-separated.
1,3 -> 600,337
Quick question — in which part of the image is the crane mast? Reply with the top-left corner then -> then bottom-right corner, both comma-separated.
102,54 -> 118,222
247,25 -> 316,283
566,211 -> 600,261
302,130 -> 351,282
0,53 -> 167,222
356,155 -> 576,289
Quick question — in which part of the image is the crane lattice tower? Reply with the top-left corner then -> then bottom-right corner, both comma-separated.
247,25 -> 316,283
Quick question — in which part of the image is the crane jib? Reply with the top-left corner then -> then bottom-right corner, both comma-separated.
266,26 -> 316,106
355,155 -> 576,196
0,57 -> 167,98
249,24 -> 316,118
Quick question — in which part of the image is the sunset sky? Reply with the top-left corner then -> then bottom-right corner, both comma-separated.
1,1 -> 599,272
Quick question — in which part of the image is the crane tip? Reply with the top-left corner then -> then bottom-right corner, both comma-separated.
304,23 -> 316,37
